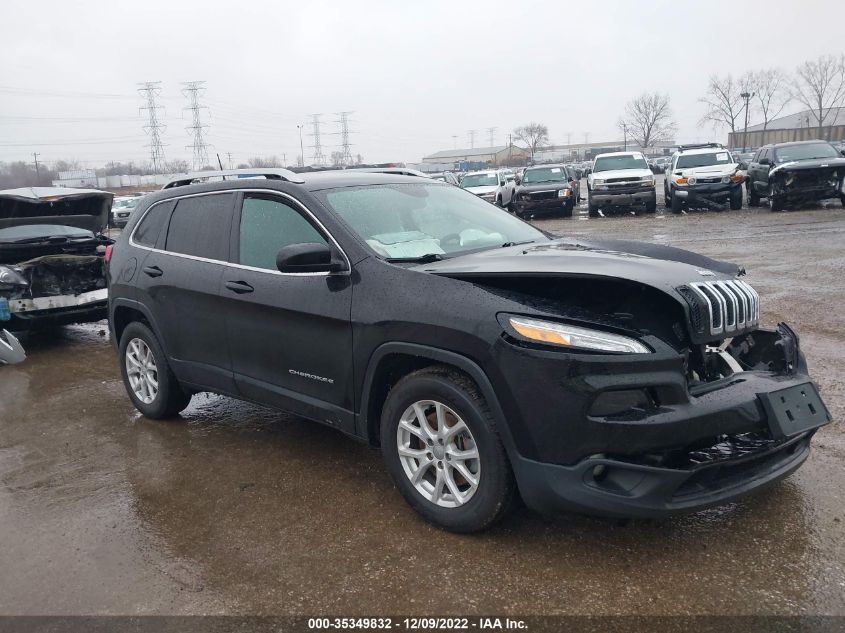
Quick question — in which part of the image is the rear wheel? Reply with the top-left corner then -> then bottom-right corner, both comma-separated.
729,186 -> 743,210
119,322 -> 191,419
380,367 -> 515,533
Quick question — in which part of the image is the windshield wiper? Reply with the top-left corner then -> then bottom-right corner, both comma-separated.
500,240 -> 536,248
385,253 -> 445,263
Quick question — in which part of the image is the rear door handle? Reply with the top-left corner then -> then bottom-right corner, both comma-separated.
142,265 -> 163,278
225,280 -> 254,294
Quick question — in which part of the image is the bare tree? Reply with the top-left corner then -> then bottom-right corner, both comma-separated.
163,159 -> 189,173
513,123 -> 549,160
620,92 -> 677,149
791,55 -> 845,127
330,151 -> 344,167
247,156 -> 282,168
699,74 -> 754,133
749,68 -> 792,130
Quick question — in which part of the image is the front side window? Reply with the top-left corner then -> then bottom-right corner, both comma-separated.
593,154 -> 649,172
164,193 -> 234,261
238,196 -> 327,270
318,183 -> 546,259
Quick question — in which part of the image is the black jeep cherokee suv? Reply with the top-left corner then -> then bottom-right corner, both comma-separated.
107,168 -> 830,532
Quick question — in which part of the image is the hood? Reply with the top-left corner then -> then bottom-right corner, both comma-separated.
414,237 -> 742,294
463,185 -> 498,195
770,157 -> 845,176
517,182 -> 572,193
0,187 -> 112,234
678,163 -> 739,178
590,168 -> 653,181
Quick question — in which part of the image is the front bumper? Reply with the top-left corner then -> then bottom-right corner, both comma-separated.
491,324 -> 830,518
590,187 -> 655,207
4,288 -> 108,328
674,181 -> 741,203
514,195 -> 573,215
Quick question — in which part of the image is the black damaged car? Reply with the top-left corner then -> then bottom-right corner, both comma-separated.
512,164 -> 579,218
108,168 -> 830,532
1,187 -> 113,330
746,140 -> 845,210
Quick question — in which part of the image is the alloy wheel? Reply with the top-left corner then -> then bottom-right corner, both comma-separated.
125,338 -> 159,404
396,400 -> 481,508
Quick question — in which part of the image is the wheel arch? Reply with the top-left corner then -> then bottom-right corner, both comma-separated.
110,299 -> 163,348
357,343 -> 518,458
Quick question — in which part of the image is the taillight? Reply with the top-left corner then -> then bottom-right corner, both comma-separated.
105,244 -> 114,263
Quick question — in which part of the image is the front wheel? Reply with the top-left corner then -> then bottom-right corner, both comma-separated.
119,322 -> 191,419
748,184 -> 761,207
671,192 -> 684,214
380,367 -> 515,533
644,198 -> 657,213
769,185 -> 784,211
729,186 -> 743,210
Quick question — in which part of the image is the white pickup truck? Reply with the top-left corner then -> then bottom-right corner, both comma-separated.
587,151 -> 657,216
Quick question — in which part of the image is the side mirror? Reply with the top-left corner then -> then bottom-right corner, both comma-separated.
276,242 -> 345,274
514,176 -> 521,185
738,161 -> 748,170
759,157 -> 770,166
840,149 -> 845,157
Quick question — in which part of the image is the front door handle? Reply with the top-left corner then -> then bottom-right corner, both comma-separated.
142,265 -> 163,278
225,280 -> 254,294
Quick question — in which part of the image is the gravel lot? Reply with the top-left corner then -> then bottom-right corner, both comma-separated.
1,191 -> 843,616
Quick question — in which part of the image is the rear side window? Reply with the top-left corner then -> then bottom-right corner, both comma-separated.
132,201 -> 173,247
165,193 -> 234,261
238,195 -> 327,270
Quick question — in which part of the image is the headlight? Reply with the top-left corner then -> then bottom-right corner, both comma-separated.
0,266 -> 29,288
674,176 -> 688,185
688,177 -> 697,185
640,176 -> 654,186
729,174 -> 744,183
592,178 -> 605,185
508,316 -> 651,354
557,189 -> 571,198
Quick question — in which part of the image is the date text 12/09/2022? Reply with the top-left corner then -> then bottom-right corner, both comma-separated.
307,617 -> 527,630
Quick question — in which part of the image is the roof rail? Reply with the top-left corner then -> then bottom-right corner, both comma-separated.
162,168 -> 305,189
677,142 -> 724,152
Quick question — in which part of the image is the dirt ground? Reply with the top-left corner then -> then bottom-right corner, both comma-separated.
1,198 -> 844,616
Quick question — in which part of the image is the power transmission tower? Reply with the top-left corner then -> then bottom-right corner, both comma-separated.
32,152 -> 40,181
468,130 -> 477,148
486,127 -> 497,147
333,111 -> 354,166
308,114 -> 326,166
138,81 -> 167,174
182,81 -> 211,171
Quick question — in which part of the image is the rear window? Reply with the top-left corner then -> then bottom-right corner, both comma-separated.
132,201 -> 173,248
164,194 -> 234,261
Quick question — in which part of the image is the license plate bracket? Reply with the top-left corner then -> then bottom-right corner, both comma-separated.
758,382 -> 830,439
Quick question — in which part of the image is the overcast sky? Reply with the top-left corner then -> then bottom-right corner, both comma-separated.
1,0 -> 843,168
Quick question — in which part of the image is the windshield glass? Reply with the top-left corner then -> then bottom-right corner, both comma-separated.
460,173 -> 499,188
593,155 -> 649,173
677,151 -> 734,168
775,143 -> 838,162
112,198 -> 140,210
522,167 -> 569,183
317,183 -> 546,259
0,224 -> 94,242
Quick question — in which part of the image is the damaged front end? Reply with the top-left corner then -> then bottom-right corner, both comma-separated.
769,163 -> 845,206
0,187 -> 113,329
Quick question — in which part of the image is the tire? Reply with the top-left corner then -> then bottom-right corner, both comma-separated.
748,184 -> 761,207
769,185 -> 784,211
588,194 -> 600,217
119,321 -> 191,419
562,201 -> 574,218
671,192 -> 684,214
380,367 -> 515,533
840,195 -> 844,208
644,198 -> 657,213
729,186 -> 743,210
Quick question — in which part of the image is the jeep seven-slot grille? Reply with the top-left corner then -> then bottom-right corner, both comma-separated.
687,280 -> 759,337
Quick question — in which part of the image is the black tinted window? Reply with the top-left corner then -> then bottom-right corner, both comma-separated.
239,196 -> 327,270
133,201 -> 172,247
165,194 -> 233,261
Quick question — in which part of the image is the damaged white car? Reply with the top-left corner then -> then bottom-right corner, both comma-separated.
0,187 -> 113,330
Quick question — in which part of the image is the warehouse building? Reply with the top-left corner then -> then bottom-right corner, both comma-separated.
728,107 -> 845,148
422,145 -> 529,167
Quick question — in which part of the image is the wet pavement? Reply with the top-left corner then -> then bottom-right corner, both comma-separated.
1,203 -> 844,616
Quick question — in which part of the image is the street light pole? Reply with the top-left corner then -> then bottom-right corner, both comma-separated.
740,91 -> 754,152
297,124 -> 305,167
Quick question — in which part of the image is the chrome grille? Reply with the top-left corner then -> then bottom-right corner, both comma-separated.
688,280 -> 759,336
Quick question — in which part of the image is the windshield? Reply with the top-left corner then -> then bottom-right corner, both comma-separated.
0,224 -> 94,242
593,155 -> 649,173
522,167 -> 569,183
775,143 -> 839,162
317,183 -> 546,259
676,151 -> 734,169
113,198 -> 140,210
460,173 -> 499,188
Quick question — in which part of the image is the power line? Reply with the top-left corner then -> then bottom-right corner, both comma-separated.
468,129 -> 477,148
182,81 -> 211,171
486,126 -> 497,147
308,113 -> 326,166
138,81 -> 167,174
